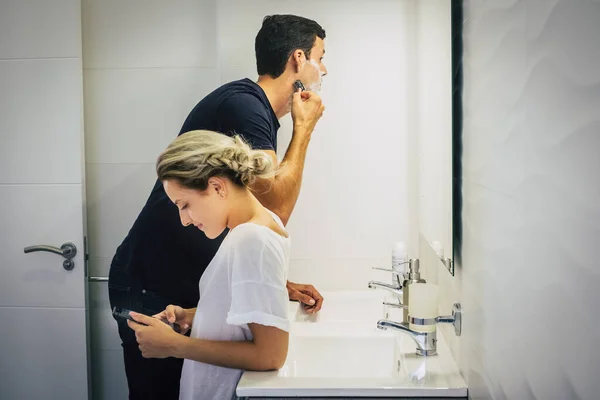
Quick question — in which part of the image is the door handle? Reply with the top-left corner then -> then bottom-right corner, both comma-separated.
24,242 -> 77,271
88,276 -> 108,282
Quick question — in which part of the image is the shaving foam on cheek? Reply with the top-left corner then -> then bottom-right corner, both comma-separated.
306,59 -> 324,92
309,59 -> 321,70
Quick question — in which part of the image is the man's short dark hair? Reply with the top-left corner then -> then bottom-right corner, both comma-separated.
255,15 -> 326,78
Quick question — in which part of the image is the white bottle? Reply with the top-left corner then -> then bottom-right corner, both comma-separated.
392,241 -> 408,279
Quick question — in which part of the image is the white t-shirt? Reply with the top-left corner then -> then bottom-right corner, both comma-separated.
179,210 -> 291,400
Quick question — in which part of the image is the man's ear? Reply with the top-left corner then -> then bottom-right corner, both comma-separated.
291,49 -> 306,73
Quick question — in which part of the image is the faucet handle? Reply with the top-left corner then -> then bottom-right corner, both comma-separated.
372,258 -> 411,273
371,267 -> 404,275
372,267 -> 405,286
383,301 -> 407,309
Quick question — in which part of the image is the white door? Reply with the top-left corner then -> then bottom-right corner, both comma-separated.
0,1 -> 89,399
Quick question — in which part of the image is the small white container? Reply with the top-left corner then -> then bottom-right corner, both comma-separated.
408,283 -> 439,333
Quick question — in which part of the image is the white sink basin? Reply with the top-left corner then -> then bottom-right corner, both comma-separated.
280,335 -> 401,379
239,330 -> 466,397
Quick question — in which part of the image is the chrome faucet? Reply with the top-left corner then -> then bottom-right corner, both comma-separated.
377,320 -> 437,356
377,303 -> 462,356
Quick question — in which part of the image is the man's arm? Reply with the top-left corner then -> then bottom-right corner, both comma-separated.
250,90 -> 325,313
249,139 -> 307,226
218,90 -> 325,312
249,90 -> 324,226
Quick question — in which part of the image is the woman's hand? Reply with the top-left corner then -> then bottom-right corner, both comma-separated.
127,312 -> 182,358
153,305 -> 195,335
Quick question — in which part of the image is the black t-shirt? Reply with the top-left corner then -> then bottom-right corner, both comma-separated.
111,78 -> 280,307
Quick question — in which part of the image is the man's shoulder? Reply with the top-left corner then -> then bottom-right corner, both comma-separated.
194,78 -> 264,109
219,89 -> 268,112
218,92 -> 273,128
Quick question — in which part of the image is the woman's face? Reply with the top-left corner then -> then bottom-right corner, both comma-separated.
163,178 -> 228,239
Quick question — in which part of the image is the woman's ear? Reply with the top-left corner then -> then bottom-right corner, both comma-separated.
207,177 -> 226,198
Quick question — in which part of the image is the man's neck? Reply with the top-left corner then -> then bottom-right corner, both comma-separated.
256,75 -> 295,120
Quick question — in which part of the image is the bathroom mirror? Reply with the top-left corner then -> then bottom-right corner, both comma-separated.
82,0 -> 458,298
415,0 -> 458,275
82,0 -> 459,288
451,0 -> 464,275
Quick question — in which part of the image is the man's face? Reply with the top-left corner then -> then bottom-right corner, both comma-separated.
298,37 -> 327,92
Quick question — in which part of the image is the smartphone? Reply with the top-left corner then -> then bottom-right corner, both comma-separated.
293,80 -> 306,91
113,306 -> 181,331
112,306 -> 140,323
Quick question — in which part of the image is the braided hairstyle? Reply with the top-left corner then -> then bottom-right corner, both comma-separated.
156,130 -> 275,190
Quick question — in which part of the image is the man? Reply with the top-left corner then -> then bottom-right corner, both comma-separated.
108,14 -> 327,399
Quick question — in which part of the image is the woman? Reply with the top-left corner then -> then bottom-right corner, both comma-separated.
127,130 -> 291,399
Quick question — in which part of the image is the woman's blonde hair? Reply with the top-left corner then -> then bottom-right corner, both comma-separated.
156,130 -> 276,190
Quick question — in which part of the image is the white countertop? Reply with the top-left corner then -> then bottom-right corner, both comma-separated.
236,290 -> 468,398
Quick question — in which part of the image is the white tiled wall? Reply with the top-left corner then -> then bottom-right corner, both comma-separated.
422,1 -> 600,399
0,0 -> 81,59
83,1 -> 420,397
0,58 -> 83,184
82,0 -> 218,69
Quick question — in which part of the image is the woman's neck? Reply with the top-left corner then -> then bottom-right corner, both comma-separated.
225,188 -> 263,230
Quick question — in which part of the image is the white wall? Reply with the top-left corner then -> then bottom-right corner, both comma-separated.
423,1 -> 600,399
83,1 -> 419,398
0,0 -> 89,398
215,0 -> 417,289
